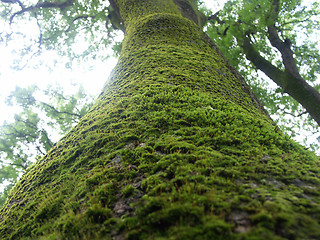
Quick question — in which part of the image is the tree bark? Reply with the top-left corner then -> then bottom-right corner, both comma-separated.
1,1 -> 320,239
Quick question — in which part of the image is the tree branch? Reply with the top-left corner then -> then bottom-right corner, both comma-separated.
34,12 -> 43,49
35,145 -> 45,156
267,24 -> 301,78
9,0 -> 75,24
15,118 -> 38,130
4,160 -> 26,170
266,0 -> 301,78
240,35 -> 285,86
15,154 -> 29,168
282,110 -> 308,118
1,0 -> 24,9
64,14 -> 94,33
208,11 -> 224,24
240,34 -> 320,126
3,127 -> 38,140
40,129 -> 54,149
39,101 -> 82,118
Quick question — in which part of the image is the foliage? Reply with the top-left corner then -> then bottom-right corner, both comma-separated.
0,84 -> 94,206
204,0 -> 320,152
0,0 -> 116,69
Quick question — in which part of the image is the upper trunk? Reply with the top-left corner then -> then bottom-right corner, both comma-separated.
1,1 -> 320,239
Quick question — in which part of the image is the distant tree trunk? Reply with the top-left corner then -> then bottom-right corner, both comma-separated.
1,1 -> 319,239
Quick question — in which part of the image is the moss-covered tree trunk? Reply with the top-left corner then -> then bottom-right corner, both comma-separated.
1,0 -> 320,239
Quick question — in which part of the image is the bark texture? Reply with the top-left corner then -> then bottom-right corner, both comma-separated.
0,0 -> 320,239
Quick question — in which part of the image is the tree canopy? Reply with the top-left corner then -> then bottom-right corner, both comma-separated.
0,0 -> 118,69
0,84 -> 93,206
205,0 -> 320,151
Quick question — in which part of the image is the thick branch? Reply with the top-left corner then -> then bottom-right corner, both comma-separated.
267,25 -> 301,78
241,35 -> 320,126
267,0 -> 301,78
108,0 -> 125,31
35,0 -> 74,9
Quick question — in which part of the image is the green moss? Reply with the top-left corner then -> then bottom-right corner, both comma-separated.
116,0 -> 181,27
85,204 -> 112,224
1,0 -> 320,239
122,185 -> 135,198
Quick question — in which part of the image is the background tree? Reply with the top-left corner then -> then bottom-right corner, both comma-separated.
0,84 -> 93,206
205,0 -> 320,151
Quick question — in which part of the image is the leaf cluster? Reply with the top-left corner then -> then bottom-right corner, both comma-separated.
0,84 -> 94,206
0,0 -> 119,69
205,0 -> 320,152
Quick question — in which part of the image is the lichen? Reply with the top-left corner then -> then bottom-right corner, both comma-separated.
0,0 -> 319,239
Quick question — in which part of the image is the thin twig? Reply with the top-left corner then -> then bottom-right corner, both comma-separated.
282,110 -> 308,118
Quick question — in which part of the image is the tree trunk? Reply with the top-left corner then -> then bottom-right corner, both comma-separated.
1,1 -> 320,239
